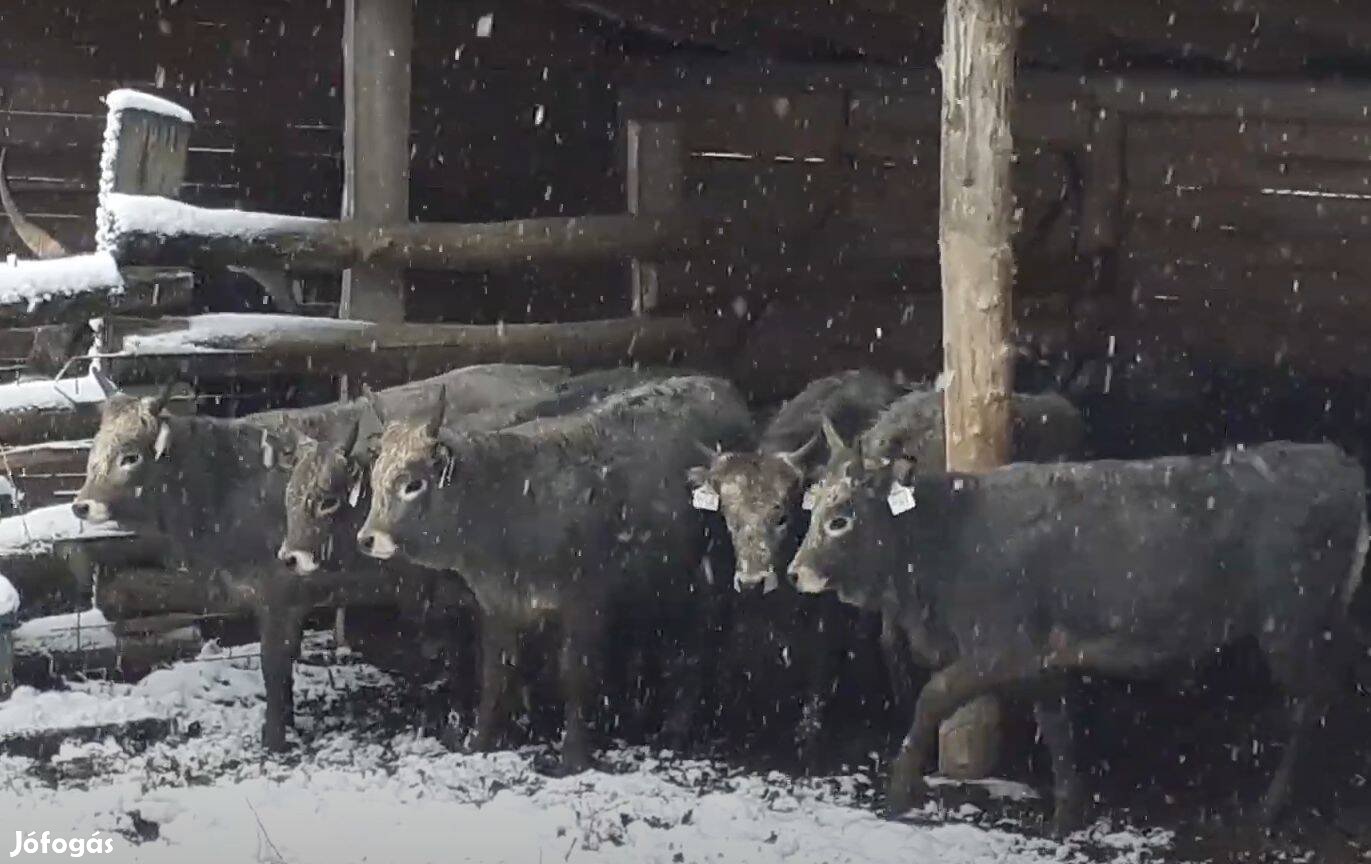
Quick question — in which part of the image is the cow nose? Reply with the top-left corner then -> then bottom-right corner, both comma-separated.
278,548 -> 301,570
71,501 -> 90,519
358,533 -> 375,553
786,567 -> 800,587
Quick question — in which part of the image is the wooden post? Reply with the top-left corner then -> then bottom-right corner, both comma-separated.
95,90 -> 194,252
937,0 -> 1020,780
625,121 -> 684,315
341,0 -> 412,324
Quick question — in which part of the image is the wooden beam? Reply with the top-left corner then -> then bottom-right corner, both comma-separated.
100,313 -> 741,386
626,120 -> 684,315
0,262 -> 192,327
937,0 -> 1020,783
101,195 -> 710,273
341,0 -> 412,324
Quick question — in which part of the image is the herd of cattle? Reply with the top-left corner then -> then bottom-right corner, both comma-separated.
65,363 -> 1369,834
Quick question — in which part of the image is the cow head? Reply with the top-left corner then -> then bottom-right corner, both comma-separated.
276,420 -> 363,574
687,433 -> 819,593
357,387 -> 449,560
72,380 -> 176,525
788,425 -> 918,609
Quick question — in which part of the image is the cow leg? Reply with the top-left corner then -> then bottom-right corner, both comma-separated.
1034,684 -> 1088,836
471,612 -> 521,752
887,653 -> 1043,817
1256,631 -> 1342,824
558,609 -> 607,773
258,600 -> 308,752
880,613 -> 917,717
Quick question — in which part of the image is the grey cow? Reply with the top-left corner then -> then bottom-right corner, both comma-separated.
357,376 -> 754,771
71,364 -> 572,750
790,437 -> 1368,832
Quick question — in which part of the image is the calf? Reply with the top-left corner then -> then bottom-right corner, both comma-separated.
71,364 -> 572,750
789,438 -> 1368,831
357,377 -> 754,771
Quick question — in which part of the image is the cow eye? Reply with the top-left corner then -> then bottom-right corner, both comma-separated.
400,478 -> 427,500
317,496 -> 341,516
118,452 -> 142,469
825,515 -> 852,537
776,513 -> 789,529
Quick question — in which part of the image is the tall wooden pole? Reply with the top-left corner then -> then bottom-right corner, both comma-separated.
341,0 -> 412,324
937,0 -> 1019,779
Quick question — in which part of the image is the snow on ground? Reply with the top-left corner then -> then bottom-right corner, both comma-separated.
0,252 -> 123,311
103,90 -> 194,124
0,633 -> 1175,864
118,312 -> 373,355
0,504 -> 133,556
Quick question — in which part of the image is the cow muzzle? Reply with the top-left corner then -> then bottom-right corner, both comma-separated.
787,564 -> 829,595
277,545 -> 320,575
71,499 -> 111,524
734,570 -> 779,594
357,530 -> 397,560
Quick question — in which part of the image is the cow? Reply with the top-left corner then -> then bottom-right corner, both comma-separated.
357,376 -> 754,772
70,364 -> 573,751
789,436 -> 1368,833
682,370 -> 902,749
272,366 -> 683,746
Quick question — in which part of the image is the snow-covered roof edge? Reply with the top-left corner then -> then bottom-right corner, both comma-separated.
103,90 -> 195,125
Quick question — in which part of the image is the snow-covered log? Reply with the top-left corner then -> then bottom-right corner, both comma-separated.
95,89 -> 194,251
99,193 -> 707,273
0,372 -> 109,446
100,312 -> 740,384
0,253 -> 193,327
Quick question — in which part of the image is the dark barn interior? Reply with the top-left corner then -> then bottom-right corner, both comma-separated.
4,0 -> 1371,859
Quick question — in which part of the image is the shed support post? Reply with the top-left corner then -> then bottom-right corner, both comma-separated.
937,0 -> 1020,780
341,0 -> 412,324
625,121 -> 684,315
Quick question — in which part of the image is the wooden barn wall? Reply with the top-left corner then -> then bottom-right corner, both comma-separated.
0,0 -> 343,262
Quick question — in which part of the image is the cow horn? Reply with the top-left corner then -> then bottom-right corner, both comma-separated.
0,148 -> 70,259
339,415 -> 362,457
694,441 -> 720,461
147,379 -> 177,415
780,432 -> 820,473
821,415 -> 848,455
424,384 -> 447,437
90,364 -> 120,398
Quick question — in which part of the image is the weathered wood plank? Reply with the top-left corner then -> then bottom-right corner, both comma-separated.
0,263 -> 193,327
626,121 -> 683,315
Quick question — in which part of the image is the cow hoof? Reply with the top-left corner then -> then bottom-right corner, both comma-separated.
533,751 -> 600,778
439,725 -> 470,753
883,779 -> 927,819
1048,804 -> 1088,838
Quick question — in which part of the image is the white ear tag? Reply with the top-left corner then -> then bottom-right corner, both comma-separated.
801,485 -> 817,511
261,432 -> 275,469
887,481 -> 916,516
154,423 -> 171,461
348,476 -> 363,507
692,484 -> 720,512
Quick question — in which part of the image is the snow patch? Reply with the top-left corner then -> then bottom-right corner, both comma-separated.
13,608 -> 117,655
0,505 -> 133,557
100,193 -> 333,244
102,90 -> 194,125
0,253 -> 123,311
0,575 -> 18,617
0,633 -> 1177,864
0,372 -> 108,414
118,312 -> 373,355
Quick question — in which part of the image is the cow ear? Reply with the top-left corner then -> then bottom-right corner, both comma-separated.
891,457 -> 917,487
821,415 -> 849,457
338,416 -> 362,458
686,465 -> 710,488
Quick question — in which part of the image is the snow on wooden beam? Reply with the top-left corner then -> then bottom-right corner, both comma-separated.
99,312 -> 739,384
0,253 -> 193,327
96,89 -> 194,251
99,194 -> 707,273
